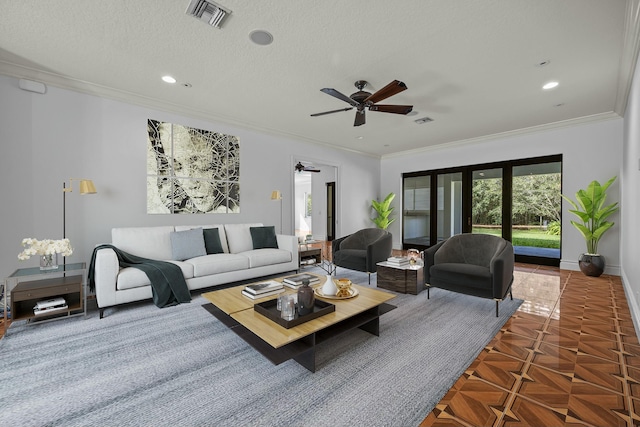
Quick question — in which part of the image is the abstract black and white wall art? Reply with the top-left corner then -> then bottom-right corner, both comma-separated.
147,119 -> 240,214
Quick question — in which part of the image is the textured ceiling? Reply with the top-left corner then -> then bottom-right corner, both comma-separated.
0,0 -> 636,157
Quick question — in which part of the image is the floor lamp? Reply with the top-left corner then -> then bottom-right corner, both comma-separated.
63,179 -> 97,263
271,190 -> 282,233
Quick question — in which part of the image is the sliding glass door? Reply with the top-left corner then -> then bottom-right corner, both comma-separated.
401,155 -> 562,266
511,162 -> 561,262
471,168 -> 503,237
436,172 -> 463,242
403,175 -> 430,247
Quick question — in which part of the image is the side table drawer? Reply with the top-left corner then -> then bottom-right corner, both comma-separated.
12,283 -> 81,302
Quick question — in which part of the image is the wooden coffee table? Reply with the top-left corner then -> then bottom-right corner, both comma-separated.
202,274 -> 396,372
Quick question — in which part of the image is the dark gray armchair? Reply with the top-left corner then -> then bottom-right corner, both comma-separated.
332,228 -> 393,283
424,233 -> 514,316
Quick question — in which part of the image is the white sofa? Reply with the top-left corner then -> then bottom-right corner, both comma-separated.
93,223 -> 299,317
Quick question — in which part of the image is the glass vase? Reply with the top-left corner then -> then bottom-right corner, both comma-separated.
40,254 -> 58,270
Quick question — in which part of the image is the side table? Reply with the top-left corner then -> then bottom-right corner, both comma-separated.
3,262 -> 87,333
376,261 -> 424,295
298,244 -> 322,270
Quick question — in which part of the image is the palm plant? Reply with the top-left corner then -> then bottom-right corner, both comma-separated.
371,192 -> 396,229
562,176 -> 618,254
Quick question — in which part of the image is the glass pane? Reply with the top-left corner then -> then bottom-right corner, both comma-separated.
403,175 -> 430,246
512,162 -> 561,259
436,172 -> 463,241
472,168 -> 503,237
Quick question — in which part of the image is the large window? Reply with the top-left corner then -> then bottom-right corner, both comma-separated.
402,155 -> 562,266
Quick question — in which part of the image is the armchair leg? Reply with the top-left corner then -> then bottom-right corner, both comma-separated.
427,286 -> 430,299
368,273 -> 371,284
496,300 -> 499,317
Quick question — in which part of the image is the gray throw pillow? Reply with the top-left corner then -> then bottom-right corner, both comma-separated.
170,228 -> 206,261
203,228 -> 224,254
250,226 -> 278,249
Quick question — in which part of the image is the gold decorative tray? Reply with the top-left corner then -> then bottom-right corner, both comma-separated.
314,287 -> 359,300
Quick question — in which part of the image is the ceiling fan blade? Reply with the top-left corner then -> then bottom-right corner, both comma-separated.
368,104 -> 413,115
354,110 -> 366,127
363,80 -> 408,104
310,107 -> 353,117
320,88 -> 360,107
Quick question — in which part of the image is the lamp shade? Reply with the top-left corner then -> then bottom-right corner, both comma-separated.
271,190 -> 282,200
79,180 -> 97,194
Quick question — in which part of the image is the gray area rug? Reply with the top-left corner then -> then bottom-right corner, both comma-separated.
0,267 -> 522,427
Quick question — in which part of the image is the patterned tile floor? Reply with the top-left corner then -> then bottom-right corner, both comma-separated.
2,248 -> 638,426
419,264 -> 640,427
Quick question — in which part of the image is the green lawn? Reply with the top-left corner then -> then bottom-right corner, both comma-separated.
472,227 -> 560,249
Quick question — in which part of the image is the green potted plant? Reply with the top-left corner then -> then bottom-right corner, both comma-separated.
371,192 -> 396,230
562,176 -> 618,277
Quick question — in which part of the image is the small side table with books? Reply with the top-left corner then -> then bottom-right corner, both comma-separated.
376,258 -> 424,295
3,262 -> 87,333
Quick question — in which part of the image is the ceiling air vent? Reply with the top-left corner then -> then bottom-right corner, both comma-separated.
186,0 -> 231,28
414,117 -> 433,124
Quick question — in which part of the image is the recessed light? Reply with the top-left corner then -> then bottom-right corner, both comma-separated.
543,81 -> 559,90
356,136 -> 364,140
249,30 -> 273,46
162,75 -> 177,84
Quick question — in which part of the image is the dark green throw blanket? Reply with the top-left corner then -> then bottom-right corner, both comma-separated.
88,244 -> 191,308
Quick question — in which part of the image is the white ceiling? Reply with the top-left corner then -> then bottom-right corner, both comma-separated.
0,0 -> 637,157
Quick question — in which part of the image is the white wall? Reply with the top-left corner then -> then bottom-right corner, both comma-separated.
622,51 -> 640,328
381,118 -> 623,275
0,75 -> 380,279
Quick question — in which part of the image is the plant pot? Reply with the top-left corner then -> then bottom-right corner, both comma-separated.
579,254 -> 605,277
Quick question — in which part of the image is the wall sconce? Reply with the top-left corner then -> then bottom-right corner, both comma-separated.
63,179 -> 97,240
271,190 -> 282,233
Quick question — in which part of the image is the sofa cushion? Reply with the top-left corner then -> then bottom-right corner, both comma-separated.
112,226 -> 174,260
170,228 -> 206,261
203,228 -> 224,254
116,261 -> 194,291
188,253 -> 250,276
175,225 -> 229,253
430,263 -> 492,290
242,248 -> 291,268
434,234 -> 506,268
250,226 -> 278,249
225,223 -> 263,253
333,248 -> 367,271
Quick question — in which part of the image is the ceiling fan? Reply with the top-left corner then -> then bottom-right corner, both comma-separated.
310,80 -> 413,127
295,162 -> 321,173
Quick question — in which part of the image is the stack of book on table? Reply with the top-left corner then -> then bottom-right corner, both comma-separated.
282,273 -> 320,289
33,297 -> 68,316
386,256 -> 410,267
242,280 -> 285,299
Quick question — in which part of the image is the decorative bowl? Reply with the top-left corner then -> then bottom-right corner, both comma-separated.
334,278 -> 352,297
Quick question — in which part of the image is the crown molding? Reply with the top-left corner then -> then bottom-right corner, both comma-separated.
0,61 -> 379,160
381,112 -> 621,160
615,0 -> 640,115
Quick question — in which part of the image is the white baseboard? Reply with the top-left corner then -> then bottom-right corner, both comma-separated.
620,269 -> 640,344
560,260 -> 621,276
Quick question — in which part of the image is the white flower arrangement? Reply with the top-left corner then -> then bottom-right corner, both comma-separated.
18,238 -> 73,260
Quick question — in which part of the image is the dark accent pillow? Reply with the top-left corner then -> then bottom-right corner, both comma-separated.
170,228 -> 206,261
203,228 -> 224,254
250,226 -> 278,249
